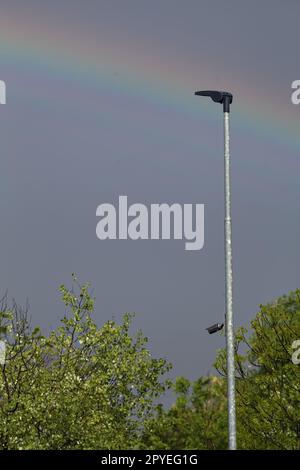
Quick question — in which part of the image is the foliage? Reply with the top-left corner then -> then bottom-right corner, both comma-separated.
141,376 -> 227,449
215,289 -> 300,449
0,276 -> 171,449
1,280 -> 300,450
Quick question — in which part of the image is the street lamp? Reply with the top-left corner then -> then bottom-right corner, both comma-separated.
195,90 -> 236,450
0,81 -> 6,366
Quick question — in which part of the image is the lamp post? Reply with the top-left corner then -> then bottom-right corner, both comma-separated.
194,90 -> 236,450
0,81 -> 6,365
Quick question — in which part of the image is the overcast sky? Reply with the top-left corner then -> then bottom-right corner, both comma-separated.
0,0 -> 299,381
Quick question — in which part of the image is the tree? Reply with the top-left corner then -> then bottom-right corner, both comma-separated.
0,276 -> 171,449
142,289 -> 300,450
141,376 -> 227,449
215,289 -> 300,449
1,282 -> 299,450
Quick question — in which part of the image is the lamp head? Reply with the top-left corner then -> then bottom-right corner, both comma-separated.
195,90 -> 233,112
206,323 -> 224,335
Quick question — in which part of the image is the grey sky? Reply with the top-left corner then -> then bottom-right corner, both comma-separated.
0,1 -> 299,381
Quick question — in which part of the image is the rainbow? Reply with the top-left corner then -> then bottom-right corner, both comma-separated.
0,8 -> 299,153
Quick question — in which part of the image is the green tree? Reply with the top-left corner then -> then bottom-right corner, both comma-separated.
141,376 -> 227,449
215,289 -> 300,449
2,282 -> 299,450
142,289 -> 300,450
0,276 -> 171,449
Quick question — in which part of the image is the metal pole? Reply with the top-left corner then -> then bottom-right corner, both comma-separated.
223,110 -> 236,450
194,90 -> 236,450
